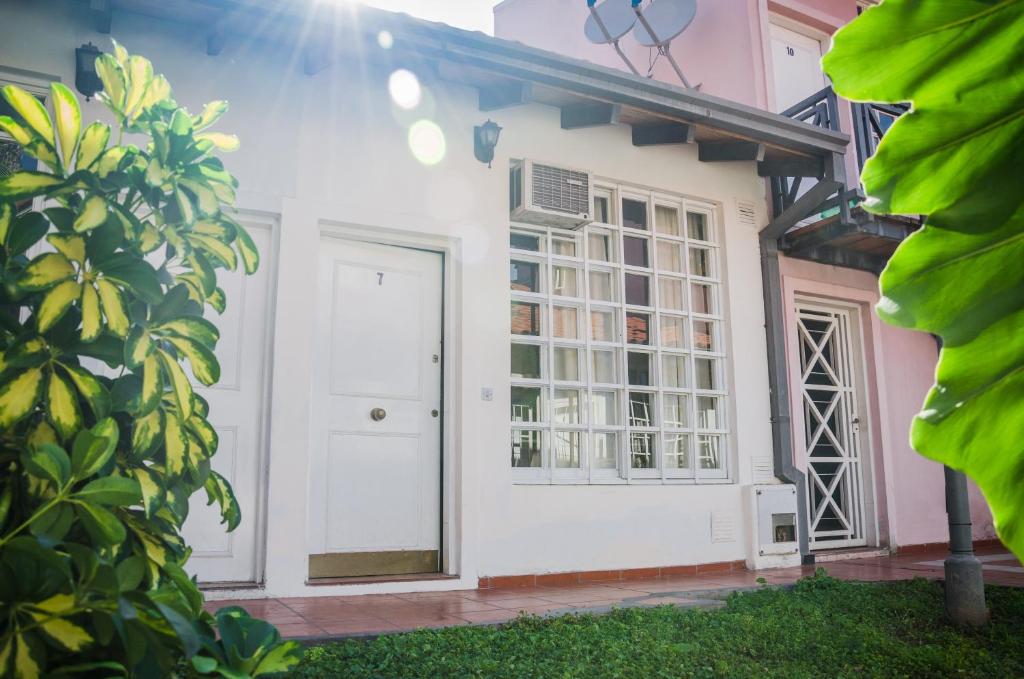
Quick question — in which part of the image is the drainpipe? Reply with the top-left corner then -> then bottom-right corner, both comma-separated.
758,233 -> 811,561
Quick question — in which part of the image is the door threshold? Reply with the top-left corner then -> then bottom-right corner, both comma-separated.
309,572 -> 457,587
199,581 -> 262,592
812,546 -> 889,563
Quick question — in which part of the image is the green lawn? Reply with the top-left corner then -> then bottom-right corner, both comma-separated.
292,572 -> 1024,678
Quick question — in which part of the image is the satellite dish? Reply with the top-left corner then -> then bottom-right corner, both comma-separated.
632,0 -> 697,46
584,0 -> 638,44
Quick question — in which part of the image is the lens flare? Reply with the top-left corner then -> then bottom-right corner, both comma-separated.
388,69 -> 421,110
377,30 -> 394,49
408,120 -> 446,166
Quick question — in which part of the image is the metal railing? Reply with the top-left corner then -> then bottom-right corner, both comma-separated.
851,100 -> 909,173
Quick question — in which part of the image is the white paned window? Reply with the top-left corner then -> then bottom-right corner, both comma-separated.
510,185 -> 729,483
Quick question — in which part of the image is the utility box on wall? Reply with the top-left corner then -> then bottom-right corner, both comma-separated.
746,484 -> 801,570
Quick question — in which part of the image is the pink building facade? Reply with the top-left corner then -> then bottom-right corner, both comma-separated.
495,0 -> 994,551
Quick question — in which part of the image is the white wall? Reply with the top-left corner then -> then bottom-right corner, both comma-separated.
1,0 -> 776,595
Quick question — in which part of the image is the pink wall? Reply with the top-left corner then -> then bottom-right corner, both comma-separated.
495,0 -> 998,548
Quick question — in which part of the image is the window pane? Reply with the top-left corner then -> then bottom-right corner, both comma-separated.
588,230 -> 617,263
553,346 -> 580,381
511,386 -> 542,423
660,315 -> 687,349
696,396 -> 722,429
592,432 -> 619,469
659,277 -> 686,311
594,195 -> 611,224
691,282 -> 716,315
552,235 -> 577,257
553,388 -> 581,424
628,392 -> 654,427
687,212 -> 709,241
511,301 -> 541,336
630,432 -> 656,469
511,231 -> 544,252
627,351 -> 652,386
698,434 -> 722,470
512,429 -> 543,468
695,357 -> 718,390
664,433 -> 690,469
510,260 -> 541,293
655,204 -> 680,236
554,431 -> 581,468
622,198 -> 648,230
552,305 -> 579,339
591,390 -> 620,426
589,270 -> 617,302
626,312 -> 651,344
662,354 -> 687,388
657,241 -> 684,273
592,349 -> 618,383
511,343 -> 542,379
590,309 -> 617,342
693,320 -> 715,352
623,236 -> 649,267
689,246 -> 713,278
664,393 -> 689,428
552,265 -> 579,297
625,274 -> 650,306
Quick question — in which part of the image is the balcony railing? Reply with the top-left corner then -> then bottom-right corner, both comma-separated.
851,100 -> 909,173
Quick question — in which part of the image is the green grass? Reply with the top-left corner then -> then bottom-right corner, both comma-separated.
292,572 -> 1024,678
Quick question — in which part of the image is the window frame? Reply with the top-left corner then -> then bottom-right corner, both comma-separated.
510,182 -> 731,485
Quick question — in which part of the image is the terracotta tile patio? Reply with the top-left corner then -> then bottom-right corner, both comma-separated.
204,546 -> 1023,641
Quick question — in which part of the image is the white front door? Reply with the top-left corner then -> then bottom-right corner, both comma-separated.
184,218 -> 275,583
769,22 -> 826,113
796,302 -> 869,550
308,237 -> 443,578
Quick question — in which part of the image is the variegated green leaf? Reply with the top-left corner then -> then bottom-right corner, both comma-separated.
234,222 -> 260,274
192,100 -> 228,131
0,115 -> 33,147
19,252 -> 75,291
95,278 -> 130,337
79,283 -> 102,342
47,368 -> 82,440
124,55 -> 154,119
1,84 -> 54,147
165,335 -> 220,386
133,466 -> 164,517
37,279 -> 81,333
124,325 -> 153,368
178,178 -> 219,216
0,202 -> 12,243
76,121 -> 110,169
0,171 -> 63,201
195,131 -> 239,152
73,195 -> 108,232
71,418 -> 118,477
51,82 -> 81,172
204,469 -> 241,531
187,414 -> 218,455
138,353 -> 163,416
0,367 -> 44,429
75,501 -> 125,545
34,616 -> 92,652
61,365 -> 111,420
46,234 -> 85,264
159,349 -> 193,420
208,287 -> 226,314
75,475 -> 140,506
138,74 -> 171,113
188,233 -> 236,270
164,414 -> 188,476
95,53 -> 125,110
174,185 -> 195,225
14,635 -> 41,679
157,316 -> 219,348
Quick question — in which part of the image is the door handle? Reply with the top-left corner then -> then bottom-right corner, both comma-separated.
370,407 -> 387,422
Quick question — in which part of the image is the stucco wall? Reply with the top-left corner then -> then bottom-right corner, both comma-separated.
2,0 -> 788,595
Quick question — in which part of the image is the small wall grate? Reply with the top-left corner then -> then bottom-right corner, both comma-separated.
711,511 -> 737,543
751,456 -> 775,483
736,200 -> 757,225
531,162 -> 590,216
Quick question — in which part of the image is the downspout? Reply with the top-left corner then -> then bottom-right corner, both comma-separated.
758,232 -> 811,561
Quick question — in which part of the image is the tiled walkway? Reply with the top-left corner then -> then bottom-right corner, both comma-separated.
205,546 -> 1023,640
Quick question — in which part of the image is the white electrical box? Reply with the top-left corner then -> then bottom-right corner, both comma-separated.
746,484 -> 801,570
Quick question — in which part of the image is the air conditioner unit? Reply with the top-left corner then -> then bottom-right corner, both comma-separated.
510,159 -> 593,229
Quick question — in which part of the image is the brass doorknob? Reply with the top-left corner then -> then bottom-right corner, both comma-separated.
370,408 -> 387,421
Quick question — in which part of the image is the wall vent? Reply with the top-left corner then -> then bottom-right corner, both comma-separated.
711,511 -> 737,543
736,200 -> 757,225
510,159 -> 593,229
751,456 -> 775,483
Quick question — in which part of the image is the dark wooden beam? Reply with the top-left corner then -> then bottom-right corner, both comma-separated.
698,141 -> 765,162
631,122 -> 694,146
757,157 -> 823,178
90,0 -> 112,34
560,102 -> 620,130
479,81 -> 531,111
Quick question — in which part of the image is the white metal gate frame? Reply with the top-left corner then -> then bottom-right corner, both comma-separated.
796,301 -> 869,550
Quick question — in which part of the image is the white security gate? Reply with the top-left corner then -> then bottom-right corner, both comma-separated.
796,303 -> 868,549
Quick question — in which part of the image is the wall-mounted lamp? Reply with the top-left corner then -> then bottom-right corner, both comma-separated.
75,43 -> 103,100
473,119 -> 502,168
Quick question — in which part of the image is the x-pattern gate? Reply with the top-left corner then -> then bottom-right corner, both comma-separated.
797,304 -> 867,549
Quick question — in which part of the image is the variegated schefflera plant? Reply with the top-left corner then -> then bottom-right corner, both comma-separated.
0,44 -> 300,677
